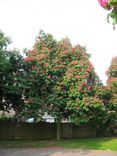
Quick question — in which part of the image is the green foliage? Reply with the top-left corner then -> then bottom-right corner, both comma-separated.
96,56 -> 117,135
108,0 -> 117,28
0,30 -> 11,50
1,29 -> 116,134
0,112 -> 15,121
67,97 -> 106,126
0,30 -> 25,112
106,56 -> 117,111
21,30 -> 104,126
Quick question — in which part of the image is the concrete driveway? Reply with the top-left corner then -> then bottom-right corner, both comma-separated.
0,147 -> 117,156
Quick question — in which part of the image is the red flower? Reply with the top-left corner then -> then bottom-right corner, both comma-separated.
48,75 -> 51,79
77,75 -> 81,79
70,61 -> 78,65
67,73 -> 73,77
63,49 -> 68,54
44,62 -> 49,67
24,56 -> 34,62
88,86 -> 91,90
78,86 -> 82,91
41,54 -> 48,59
84,72 -> 89,78
71,48 -> 75,52
82,81 -> 85,86
33,47 -> 37,53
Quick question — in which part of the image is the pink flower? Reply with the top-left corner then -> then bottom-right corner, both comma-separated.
84,72 -> 89,78
24,56 -> 34,62
70,61 -> 78,65
98,0 -> 111,10
82,81 -> 85,86
71,48 -> 75,53
88,86 -> 91,90
77,75 -> 81,79
63,49 -> 68,54
78,86 -> 82,92
41,54 -> 48,59
48,75 -> 51,79
44,62 -> 49,67
67,72 -> 73,77
33,47 -> 37,53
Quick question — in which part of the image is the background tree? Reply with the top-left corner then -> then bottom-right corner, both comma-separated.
106,56 -> 117,123
0,30 -> 24,112
95,56 -> 117,136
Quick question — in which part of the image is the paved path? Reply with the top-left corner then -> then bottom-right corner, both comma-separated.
0,147 -> 117,156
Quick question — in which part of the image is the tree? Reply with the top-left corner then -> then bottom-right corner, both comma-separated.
18,30 -> 59,121
95,56 -> 117,136
106,56 -> 117,118
0,30 -> 24,112
53,43 -> 105,128
22,31 -> 105,140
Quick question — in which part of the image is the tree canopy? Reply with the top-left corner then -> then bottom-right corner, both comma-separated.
20,30 -> 105,127
0,30 -> 24,112
0,30 -> 116,137
106,56 -> 117,113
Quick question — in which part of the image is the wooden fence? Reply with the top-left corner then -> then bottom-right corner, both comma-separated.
0,121 -> 96,140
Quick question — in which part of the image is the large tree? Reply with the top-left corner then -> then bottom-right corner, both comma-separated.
53,41 -> 105,128
22,31 -> 105,131
0,30 -> 24,112
18,31 -> 59,121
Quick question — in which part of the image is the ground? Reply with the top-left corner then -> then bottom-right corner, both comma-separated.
0,147 -> 117,156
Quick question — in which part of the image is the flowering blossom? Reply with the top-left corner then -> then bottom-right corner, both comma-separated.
24,56 -> 34,62
98,0 -> 108,7
63,49 -> 68,55
98,0 -> 111,10
48,75 -> 51,79
107,77 -> 117,83
98,0 -> 117,28
70,61 -> 78,65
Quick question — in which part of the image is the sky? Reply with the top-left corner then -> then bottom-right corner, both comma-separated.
0,0 -> 117,84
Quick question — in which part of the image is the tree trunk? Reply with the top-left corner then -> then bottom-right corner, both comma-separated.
56,118 -> 61,141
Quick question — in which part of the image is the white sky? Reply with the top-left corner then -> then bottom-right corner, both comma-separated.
0,0 -> 117,84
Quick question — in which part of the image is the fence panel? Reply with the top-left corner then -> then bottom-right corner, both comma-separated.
0,121 -> 15,140
72,125 -> 96,138
0,121 -> 96,140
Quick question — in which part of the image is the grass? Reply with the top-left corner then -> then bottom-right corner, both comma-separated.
56,138 -> 117,151
0,138 -> 117,151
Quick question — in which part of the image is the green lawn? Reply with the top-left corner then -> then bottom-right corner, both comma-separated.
0,138 -> 117,151
56,138 -> 117,151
